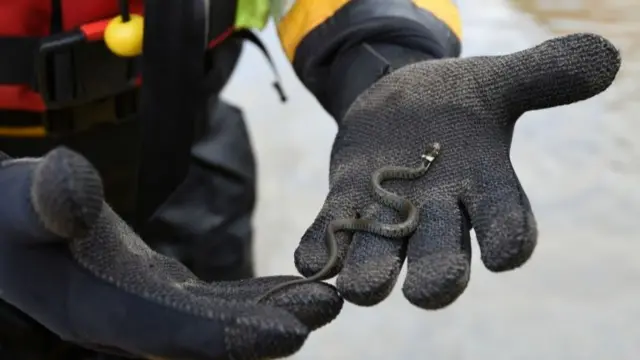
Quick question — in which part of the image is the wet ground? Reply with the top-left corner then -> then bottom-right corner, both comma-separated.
221,0 -> 640,359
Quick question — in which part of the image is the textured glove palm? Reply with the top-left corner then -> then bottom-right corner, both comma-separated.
295,33 -> 621,309
0,148 -> 342,360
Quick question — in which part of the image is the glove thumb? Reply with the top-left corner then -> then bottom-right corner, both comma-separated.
0,147 -> 104,242
489,33 -> 620,115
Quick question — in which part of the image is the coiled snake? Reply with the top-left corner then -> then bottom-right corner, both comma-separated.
257,143 -> 441,303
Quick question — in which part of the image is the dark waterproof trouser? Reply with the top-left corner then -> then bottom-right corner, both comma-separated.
0,36 -> 254,359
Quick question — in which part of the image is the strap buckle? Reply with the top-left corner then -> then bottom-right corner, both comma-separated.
35,31 -> 139,110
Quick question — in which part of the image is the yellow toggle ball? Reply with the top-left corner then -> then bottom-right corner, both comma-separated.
104,14 -> 144,57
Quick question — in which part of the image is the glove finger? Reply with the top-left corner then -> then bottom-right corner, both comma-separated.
32,147 -> 104,239
0,218 -> 310,360
46,205 -> 309,360
66,268 -> 309,360
0,147 -> 103,243
461,166 -> 537,272
295,199 -> 357,279
495,33 -> 620,114
192,276 -> 343,331
336,203 -> 406,306
402,194 -> 472,310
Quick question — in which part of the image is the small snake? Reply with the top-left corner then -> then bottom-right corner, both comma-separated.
256,143 -> 441,303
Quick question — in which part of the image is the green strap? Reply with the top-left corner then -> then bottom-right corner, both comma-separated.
235,0 -> 272,29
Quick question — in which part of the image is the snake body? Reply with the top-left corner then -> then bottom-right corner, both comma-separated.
257,143 -> 441,303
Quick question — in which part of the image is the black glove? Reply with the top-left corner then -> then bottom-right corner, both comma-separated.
0,148 -> 342,360
295,33 -> 621,309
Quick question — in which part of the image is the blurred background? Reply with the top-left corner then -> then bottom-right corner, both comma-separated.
221,0 -> 640,359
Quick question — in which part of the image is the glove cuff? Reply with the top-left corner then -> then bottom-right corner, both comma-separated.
326,42 -> 437,122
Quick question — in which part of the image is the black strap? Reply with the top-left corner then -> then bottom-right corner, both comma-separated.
134,0 -> 207,227
0,37 -> 40,85
234,29 -> 287,103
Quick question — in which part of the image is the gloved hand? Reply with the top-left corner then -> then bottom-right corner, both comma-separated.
295,33 -> 621,309
0,148 -> 342,360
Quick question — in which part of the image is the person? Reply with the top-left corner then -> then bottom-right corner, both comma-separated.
0,0 -> 621,359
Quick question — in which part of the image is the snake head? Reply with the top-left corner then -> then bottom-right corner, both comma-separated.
421,142 -> 441,165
